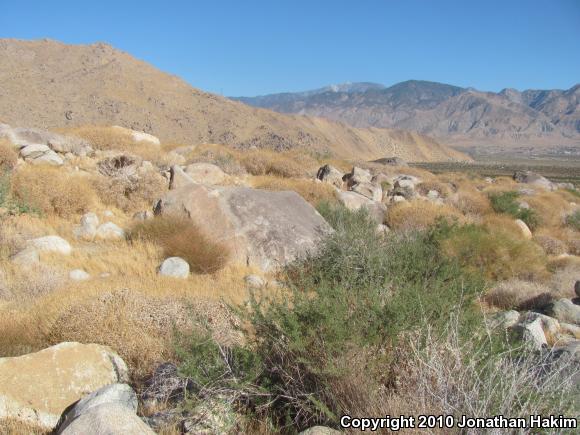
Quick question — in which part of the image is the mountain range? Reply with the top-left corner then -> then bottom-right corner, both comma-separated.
234,80 -> 580,157
0,39 -> 466,162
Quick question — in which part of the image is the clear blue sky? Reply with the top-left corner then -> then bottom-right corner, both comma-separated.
1,0 -> 579,96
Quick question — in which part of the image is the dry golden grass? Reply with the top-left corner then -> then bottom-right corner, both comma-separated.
11,166 -> 96,217
250,175 -> 338,206
525,192 -> 573,228
239,149 -> 318,178
451,187 -> 492,218
0,418 -> 48,435
92,170 -> 167,213
440,224 -> 548,282
0,138 -> 18,171
533,229 -> 568,255
0,237 -> 255,377
187,143 -> 320,178
386,200 -> 465,231
481,215 -> 527,239
130,215 -> 230,274
416,180 -> 452,198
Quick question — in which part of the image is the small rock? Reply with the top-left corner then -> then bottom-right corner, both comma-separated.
103,210 -> 114,218
513,171 -> 554,191
376,224 -> 390,234
511,316 -> 548,350
244,274 -> 266,289
427,190 -> 440,200
28,235 -> 72,255
514,219 -> 532,239
69,269 -> 90,281
96,222 -> 125,240
159,257 -> 190,278
80,212 -> 99,228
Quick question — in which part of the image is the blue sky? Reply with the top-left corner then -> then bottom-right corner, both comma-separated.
1,0 -> 579,96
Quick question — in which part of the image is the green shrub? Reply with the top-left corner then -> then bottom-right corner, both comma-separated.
489,191 -> 540,229
566,210 -> 580,231
0,171 -> 37,215
176,205 -> 485,430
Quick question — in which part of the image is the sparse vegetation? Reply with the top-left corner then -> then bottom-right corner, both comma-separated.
251,176 -> 337,206
10,166 -> 96,217
489,191 -> 540,229
386,200 -> 464,230
566,209 -> 580,231
0,138 -> 18,171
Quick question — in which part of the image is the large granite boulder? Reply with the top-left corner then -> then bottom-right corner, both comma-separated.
0,342 -> 128,429
0,123 -> 93,156
337,191 -> 387,224
56,383 -> 153,435
154,184 -> 332,271
316,164 -> 344,188
184,162 -> 227,184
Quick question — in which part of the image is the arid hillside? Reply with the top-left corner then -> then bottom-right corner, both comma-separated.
0,39 -> 467,162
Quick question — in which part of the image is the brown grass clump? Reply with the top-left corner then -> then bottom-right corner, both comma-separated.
130,215 -> 230,274
250,176 -> 337,206
450,187 -> 492,218
0,138 -> 18,172
386,201 -> 465,231
239,149 -> 317,178
0,237 -> 251,376
416,180 -> 452,198
525,192 -> 573,228
0,418 -> 49,435
533,231 -> 568,255
92,170 -> 167,213
484,279 -> 554,311
10,166 -> 96,217
440,224 -> 548,281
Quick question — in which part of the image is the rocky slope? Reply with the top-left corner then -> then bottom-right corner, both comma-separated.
235,80 -> 580,157
0,39 -> 467,162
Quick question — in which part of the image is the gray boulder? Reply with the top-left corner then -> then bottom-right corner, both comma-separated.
96,222 -> 125,240
56,383 -> 138,433
0,124 -> 92,156
74,212 -> 99,241
487,310 -> 520,330
154,184 -> 331,271
10,247 -> 39,265
28,235 -> 72,255
184,162 -> 227,184
316,165 -> 344,188
20,144 -> 63,166
350,181 -> 382,202
546,299 -> 580,326
342,166 -> 372,188
58,403 -> 154,435
169,165 -> 196,190
513,171 -> 554,191
159,257 -> 190,278
337,191 -> 386,224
